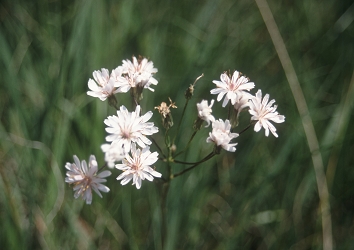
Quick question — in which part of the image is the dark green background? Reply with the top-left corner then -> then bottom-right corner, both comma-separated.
1,0 -> 354,249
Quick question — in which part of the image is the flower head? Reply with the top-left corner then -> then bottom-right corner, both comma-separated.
115,56 -> 158,93
65,155 -> 111,204
87,68 -> 120,101
155,98 -> 177,129
101,143 -> 126,168
211,71 -> 255,107
197,99 -> 215,127
248,89 -> 285,137
206,119 -> 239,152
104,105 -> 158,152
116,144 -> 161,189
234,93 -> 252,113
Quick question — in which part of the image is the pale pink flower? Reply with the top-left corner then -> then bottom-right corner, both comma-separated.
65,155 -> 111,204
206,119 -> 239,152
211,71 -> 255,107
116,144 -> 161,189
87,68 -> 120,101
197,99 -> 215,127
234,92 -> 253,117
248,89 -> 285,137
116,56 -> 158,92
101,143 -> 125,168
104,105 -> 158,152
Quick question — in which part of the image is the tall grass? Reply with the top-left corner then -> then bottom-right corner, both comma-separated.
1,0 -> 354,249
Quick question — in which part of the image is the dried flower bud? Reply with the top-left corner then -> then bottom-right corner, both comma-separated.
184,73 -> 204,100
185,84 -> 194,100
155,98 -> 177,129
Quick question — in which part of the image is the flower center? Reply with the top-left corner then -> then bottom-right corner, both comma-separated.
121,131 -> 131,139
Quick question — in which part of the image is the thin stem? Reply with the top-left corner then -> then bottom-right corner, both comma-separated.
227,102 -> 232,120
172,98 -> 189,145
108,95 -> 119,110
174,130 -> 198,157
151,137 -> 166,158
173,159 -> 198,165
160,179 -> 169,248
172,151 -> 215,178
97,163 -> 107,172
161,142 -> 172,248
173,152 -> 215,165
239,124 -> 252,135
164,129 -> 170,149
172,74 -> 204,145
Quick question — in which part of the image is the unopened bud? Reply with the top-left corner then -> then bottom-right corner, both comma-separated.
184,73 -> 204,100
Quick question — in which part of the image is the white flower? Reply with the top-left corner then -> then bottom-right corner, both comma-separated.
87,68 -> 120,101
116,56 -> 158,92
104,105 -> 159,152
211,71 -> 255,107
110,65 -> 126,86
206,119 -> 239,152
197,99 -> 215,127
101,143 -> 126,168
234,92 -> 253,117
116,144 -> 161,189
248,89 -> 285,137
65,155 -> 111,204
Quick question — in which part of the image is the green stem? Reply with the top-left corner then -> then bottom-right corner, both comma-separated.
172,99 -> 189,145
172,151 -> 215,178
239,123 -> 252,135
161,143 -> 172,248
174,130 -> 197,157
227,102 -> 232,120
97,163 -> 107,172
151,137 -> 166,158
164,129 -> 170,149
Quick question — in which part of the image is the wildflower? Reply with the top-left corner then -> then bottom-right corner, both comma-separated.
101,143 -> 126,168
116,144 -> 161,189
196,99 -> 215,127
155,98 -> 177,129
87,68 -> 120,101
211,71 -> 255,107
65,155 -> 111,204
206,119 -> 239,152
248,89 -> 285,137
229,93 -> 253,128
116,56 -> 158,93
104,105 -> 158,152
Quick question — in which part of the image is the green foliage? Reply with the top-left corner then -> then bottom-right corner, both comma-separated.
1,0 -> 354,249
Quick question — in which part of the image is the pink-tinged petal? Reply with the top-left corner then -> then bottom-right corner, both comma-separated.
143,172 -> 154,181
91,186 -> 103,198
254,122 -> 262,132
222,96 -> 229,107
220,73 -> 230,83
135,177 -> 142,189
88,79 -> 101,91
120,175 -> 133,185
96,184 -> 110,193
231,71 -> 240,81
97,170 -> 112,178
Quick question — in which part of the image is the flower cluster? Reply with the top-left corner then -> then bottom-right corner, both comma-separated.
65,56 -> 285,204
203,71 -> 285,137
87,56 -> 158,101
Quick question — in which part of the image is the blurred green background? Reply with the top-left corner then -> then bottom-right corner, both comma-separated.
1,0 -> 354,249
